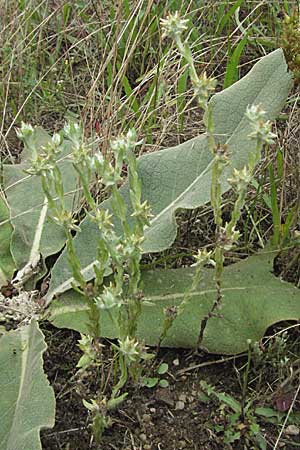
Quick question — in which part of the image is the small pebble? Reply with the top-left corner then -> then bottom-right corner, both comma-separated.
155,388 -> 174,407
139,433 -> 147,442
285,424 -> 300,436
149,407 -> 156,413
175,400 -> 185,410
142,414 -> 151,424
166,416 -> 175,424
173,358 -> 180,366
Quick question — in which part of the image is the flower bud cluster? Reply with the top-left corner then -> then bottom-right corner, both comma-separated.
160,11 -> 189,39
215,143 -> 230,163
51,210 -> 80,231
117,336 -> 140,363
192,249 -> 215,268
228,166 -> 252,192
193,72 -> 217,108
95,284 -> 123,310
246,105 -> 277,145
77,334 -> 97,369
218,224 -> 240,251
63,122 -> 83,149
161,12 -> 215,111
20,123 -> 63,177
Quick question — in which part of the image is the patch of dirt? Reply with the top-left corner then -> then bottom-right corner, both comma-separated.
41,324 -> 300,450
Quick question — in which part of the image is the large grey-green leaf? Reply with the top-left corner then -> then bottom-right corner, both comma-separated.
0,320 -> 55,450
3,128 -> 79,276
48,252 -> 300,355
47,49 -> 292,300
0,193 -> 15,287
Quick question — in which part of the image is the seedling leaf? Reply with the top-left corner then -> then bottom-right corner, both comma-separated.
157,363 -> 168,375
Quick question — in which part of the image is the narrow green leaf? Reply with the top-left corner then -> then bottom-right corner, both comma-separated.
269,164 -> 280,247
216,0 -> 244,35
223,35 -> 247,89
121,74 -> 140,113
216,393 -> 242,413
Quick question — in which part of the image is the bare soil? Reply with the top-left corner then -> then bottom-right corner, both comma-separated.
40,324 -> 300,450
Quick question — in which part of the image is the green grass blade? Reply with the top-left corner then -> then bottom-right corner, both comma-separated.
216,0 -> 245,35
269,164 -> 280,247
223,36 -> 247,88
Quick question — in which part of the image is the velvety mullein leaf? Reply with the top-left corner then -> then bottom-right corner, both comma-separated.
0,320 -> 55,450
49,252 -> 300,355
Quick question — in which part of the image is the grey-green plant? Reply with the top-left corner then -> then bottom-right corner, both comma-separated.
45,46 -> 292,302
158,12 -> 281,349
15,121 -> 154,442
0,20 -> 296,449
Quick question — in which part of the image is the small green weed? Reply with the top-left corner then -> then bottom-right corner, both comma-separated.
200,379 -> 268,449
141,362 -> 169,389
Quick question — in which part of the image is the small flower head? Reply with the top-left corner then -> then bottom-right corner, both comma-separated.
126,128 -> 140,146
246,104 -> 277,145
95,284 -> 122,310
110,136 -> 127,154
64,122 -> 83,149
110,128 -> 142,159
164,305 -> 178,321
192,249 -> 215,268
77,334 -> 97,369
246,104 -> 266,123
92,209 -> 114,232
52,210 -> 80,231
72,143 -> 91,166
16,122 -> 37,156
52,132 -> 62,147
193,72 -> 217,107
131,200 -> 152,226
160,12 -> 189,39
90,152 -> 104,171
25,154 -> 54,176
219,224 -> 240,250
228,166 -> 252,191
215,143 -> 230,163
117,336 -> 140,363
16,122 -> 34,140
41,134 -> 63,159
